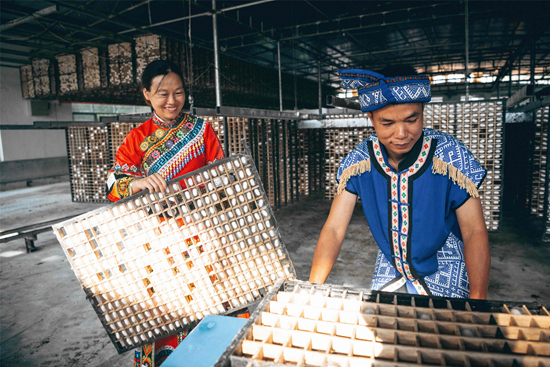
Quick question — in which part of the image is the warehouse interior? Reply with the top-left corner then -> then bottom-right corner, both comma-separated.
1,1 -> 550,366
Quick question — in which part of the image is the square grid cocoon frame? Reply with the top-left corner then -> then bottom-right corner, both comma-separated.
53,153 -> 296,353
232,281 -> 550,367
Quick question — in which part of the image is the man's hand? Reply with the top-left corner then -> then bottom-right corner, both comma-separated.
131,173 -> 167,194
456,197 -> 490,300
309,190 -> 357,284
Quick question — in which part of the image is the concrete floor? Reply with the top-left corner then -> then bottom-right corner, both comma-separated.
1,183 -> 549,366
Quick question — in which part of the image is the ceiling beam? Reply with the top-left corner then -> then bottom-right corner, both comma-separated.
44,0 -> 199,54
87,0 -> 151,28
0,37 -> 76,53
491,23 -> 550,91
0,5 -> 58,31
0,48 -> 33,58
46,0 -> 153,37
31,13 -> 136,45
0,56 -> 29,65
198,1 -> 352,78
218,4 -> 496,50
118,0 -> 276,35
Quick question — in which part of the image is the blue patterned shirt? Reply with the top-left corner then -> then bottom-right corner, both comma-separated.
337,128 -> 486,297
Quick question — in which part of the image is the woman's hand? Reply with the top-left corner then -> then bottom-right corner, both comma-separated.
131,173 -> 167,194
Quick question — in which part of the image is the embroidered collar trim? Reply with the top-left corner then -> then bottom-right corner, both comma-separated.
152,110 -> 185,128
371,135 -> 434,296
376,133 -> 425,173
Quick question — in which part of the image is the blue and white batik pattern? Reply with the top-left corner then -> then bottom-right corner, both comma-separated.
389,83 -> 431,103
338,69 -> 431,112
337,128 -> 484,188
336,139 -> 371,182
372,232 -> 470,298
426,129 -> 486,186
357,83 -> 430,112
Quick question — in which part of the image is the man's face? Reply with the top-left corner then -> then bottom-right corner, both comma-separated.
368,103 -> 424,162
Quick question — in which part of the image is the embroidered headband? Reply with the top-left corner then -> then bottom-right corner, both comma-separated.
338,69 -> 431,112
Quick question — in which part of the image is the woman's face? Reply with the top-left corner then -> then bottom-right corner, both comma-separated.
143,72 -> 185,123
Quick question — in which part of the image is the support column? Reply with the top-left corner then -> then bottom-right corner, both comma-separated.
508,64 -> 514,98
294,49 -> 298,111
318,60 -> 322,115
465,0 -> 469,101
212,0 -> 222,108
531,39 -> 536,102
278,41 -> 283,111
518,58 -> 521,87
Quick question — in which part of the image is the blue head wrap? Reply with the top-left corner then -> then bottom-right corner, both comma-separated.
338,69 -> 431,112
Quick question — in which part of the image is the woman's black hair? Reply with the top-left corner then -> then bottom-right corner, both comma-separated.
141,60 -> 184,105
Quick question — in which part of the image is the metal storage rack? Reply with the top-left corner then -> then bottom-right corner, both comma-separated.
66,125 -> 110,203
529,107 -> 549,218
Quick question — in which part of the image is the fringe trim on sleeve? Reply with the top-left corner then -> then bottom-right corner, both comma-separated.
336,159 -> 371,196
432,157 -> 480,198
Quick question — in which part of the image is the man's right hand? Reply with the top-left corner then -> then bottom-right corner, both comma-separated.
309,190 -> 357,284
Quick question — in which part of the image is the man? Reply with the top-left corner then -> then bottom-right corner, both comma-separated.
309,66 -> 490,299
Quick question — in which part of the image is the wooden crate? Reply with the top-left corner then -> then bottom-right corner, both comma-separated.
20,64 -> 34,98
230,280 -> 550,367
32,58 -> 52,96
108,42 -> 133,85
81,47 -> 101,90
56,54 -> 78,94
135,35 -> 160,81
53,153 -> 297,354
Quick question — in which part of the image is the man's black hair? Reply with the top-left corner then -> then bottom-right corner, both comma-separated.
378,64 -> 418,77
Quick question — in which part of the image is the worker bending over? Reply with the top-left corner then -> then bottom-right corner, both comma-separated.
309,65 -> 490,299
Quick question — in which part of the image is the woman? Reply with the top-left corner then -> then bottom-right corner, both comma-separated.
107,59 -> 224,202
106,60 -> 225,366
